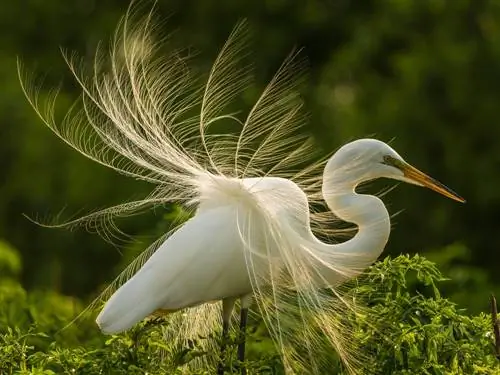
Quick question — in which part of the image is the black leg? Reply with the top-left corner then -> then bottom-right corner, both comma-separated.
238,307 -> 249,375
217,319 -> 230,375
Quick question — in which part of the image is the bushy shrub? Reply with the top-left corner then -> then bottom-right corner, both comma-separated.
1,240 -> 498,374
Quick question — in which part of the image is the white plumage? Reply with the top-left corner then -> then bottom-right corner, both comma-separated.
96,168 -> 386,334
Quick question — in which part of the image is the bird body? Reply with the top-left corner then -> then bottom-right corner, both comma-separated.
97,141 -> 401,334
97,176 -> 310,334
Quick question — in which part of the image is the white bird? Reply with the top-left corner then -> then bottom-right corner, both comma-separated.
19,5 -> 464,374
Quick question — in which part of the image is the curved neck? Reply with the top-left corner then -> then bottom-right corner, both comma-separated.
320,169 -> 391,274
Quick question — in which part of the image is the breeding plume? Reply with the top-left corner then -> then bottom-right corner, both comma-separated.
20,4 -> 464,374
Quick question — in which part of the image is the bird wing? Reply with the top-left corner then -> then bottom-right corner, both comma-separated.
96,206 -> 251,334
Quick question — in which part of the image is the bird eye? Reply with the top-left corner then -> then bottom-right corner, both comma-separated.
382,155 -> 402,168
382,155 -> 394,165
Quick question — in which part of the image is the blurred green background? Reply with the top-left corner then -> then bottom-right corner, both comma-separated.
1,0 -> 499,315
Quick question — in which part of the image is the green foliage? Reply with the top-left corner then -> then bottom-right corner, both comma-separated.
0,240 -> 21,279
425,243 -> 500,315
1,252 -> 499,374
355,255 -> 498,374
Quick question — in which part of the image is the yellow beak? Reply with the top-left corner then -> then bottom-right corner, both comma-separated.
401,163 -> 465,203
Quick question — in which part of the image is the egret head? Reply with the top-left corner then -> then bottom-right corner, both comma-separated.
327,138 -> 465,203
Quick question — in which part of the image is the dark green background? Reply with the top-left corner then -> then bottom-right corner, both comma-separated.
1,0 -> 498,312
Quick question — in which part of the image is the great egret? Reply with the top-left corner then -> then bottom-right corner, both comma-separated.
19,4 -> 464,374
